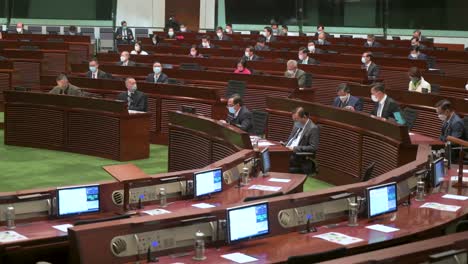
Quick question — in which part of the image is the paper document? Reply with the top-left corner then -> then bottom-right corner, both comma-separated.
314,232 -> 364,245
0,231 -> 28,243
192,203 -> 216,209
257,141 -> 275,147
142,208 -> 171,216
442,194 -> 468,201
450,176 -> 468,182
408,132 -> 415,136
221,253 -> 259,263
128,110 -> 145,114
365,224 -> 399,233
420,202 -> 461,212
248,185 -> 282,192
268,178 -> 291,183
52,224 -> 73,233
456,169 -> 468,173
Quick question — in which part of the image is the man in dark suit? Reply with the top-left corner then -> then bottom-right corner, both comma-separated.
86,58 -> 111,79
364,34 -> 382,48
254,37 -> 270,51
263,27 -> 277,43
12,22 -> 30,34
244,46 -> 261,61
49,74 -> 83,96
285,107 -> 320,174
215,27 -> 231,41
198,36 -> 216,49
435,99 -> 466,142
413,30 -> 428,42
408,46 -> 428,61
285,60 -> 307,88
370,83 -> 402,121
297,47 -> 319,65
115,21 -> 134,44
332,83 -> 363,111
307,42 -> 325,54
411,37 -> 427,50
117,78 -> 148,112
361,51 -> 380,81
222,94 -> 253,134
146,62 -> 169,83
314,33 -> 331,46
117,51 -> 136,66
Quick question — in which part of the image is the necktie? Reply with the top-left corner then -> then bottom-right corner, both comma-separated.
127,93 -> 133,108
287,127 -> 302,146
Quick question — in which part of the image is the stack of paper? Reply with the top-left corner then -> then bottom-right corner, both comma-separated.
221,253 -> 259,263
365,224 -> 399,233
420,202 -> 461,212
0,231 -> 28,243
248,185 -> 282,192
142,208 -> 171,216
313,232 -> 364,245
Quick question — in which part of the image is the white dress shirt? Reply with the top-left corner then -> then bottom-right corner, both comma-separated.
377,94 -> 387,117
288,119 -> 310,148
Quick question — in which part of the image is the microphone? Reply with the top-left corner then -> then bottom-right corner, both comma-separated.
300,214 -> 316,234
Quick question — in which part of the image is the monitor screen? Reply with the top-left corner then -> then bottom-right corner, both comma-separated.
366,182 -> 398,218
432,157 -> 445,187
194,168 -> 223,198
227,202 -> 270,243
261,148 -> 271,174
57,185 -> 100,217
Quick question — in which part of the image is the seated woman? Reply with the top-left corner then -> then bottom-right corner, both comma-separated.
130,42 -> 149,55
234,60 -> 252,75
167,27 -> 176,39
188,45 -> 203,58
408,67 -> 431,93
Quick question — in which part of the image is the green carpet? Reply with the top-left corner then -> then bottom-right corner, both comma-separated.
0,112 -> 3,123
0,130 -> 167,192
303,177 -> 334,192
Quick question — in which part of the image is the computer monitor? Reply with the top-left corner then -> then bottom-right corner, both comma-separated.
261,147 -> 271,175
57,185 -> 100,217
227,202 -> 270,243
366,182 -> 398,218
432,157 -> 445,188
193,168 -> 223,198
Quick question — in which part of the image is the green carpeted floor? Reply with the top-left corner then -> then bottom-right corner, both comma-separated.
0,112 -> 3,123
0,127 -> 332,192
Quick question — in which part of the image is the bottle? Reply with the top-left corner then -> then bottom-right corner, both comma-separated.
347,198 -> 359,227
5,205 -> 15,229
159,187 -> 167,207
415,177 -> 425,201
241,167 -> 249,186
192,230 -> 206,261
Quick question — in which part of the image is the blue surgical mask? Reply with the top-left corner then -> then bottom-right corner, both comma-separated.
228,106 -> 236,114
89,66 -> 97,73
294,121 -> 304,129
153,67 -> 161,74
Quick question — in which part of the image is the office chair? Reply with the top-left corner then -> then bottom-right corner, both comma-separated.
340,34 -> 353,38
250,30 -> 260,35
392,36 -> 401,40
402,107 -> 419,130
361,162 -> 376,182
167,78 -> 184,85
456,220 -> 468,233
251,110 -> 269,137
431,84 -> 441,94
287,247 -> 347,264
243,192 -> 283,202
225,80 -> 246,98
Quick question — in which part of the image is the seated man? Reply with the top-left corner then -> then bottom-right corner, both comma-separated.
411,37 -> 427,50
314,24 -> 327,38
408,67 -> 431,93
49,74 -> 82,96
370,83 -> 402,121
222,94 -> 253,133
244,46 -> 260,61
364,34 -> 382,48
332,83 -> 363,111
115,20 -> 134,44
408,46 -> 428,61
297,47 -> 319,65
307,41 -> 325,54
146,62 -> 169,83
225,24 -> 233,34
361,51 -> 380,81
314,32 -> 331,45
117,78 -> 148,112
198,36 -> 216,49
435,99 -> 465,142
263,27 -> 277,43
86,58 -> 110,79
12,22 -> 30,34
279,25 -> 289,36
68,26 -> 81,35
179,24 -> 190,33
215,26 -> 231,41
117,51 -> 136,66
286,107 -> 320,174
254,36 -> 271,51
284,60 -> 307,88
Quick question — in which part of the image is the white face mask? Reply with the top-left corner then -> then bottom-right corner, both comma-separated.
308,46 -> 315,52
465,84 -> 468,91
120,56 -> 126,62
180,27 -> 186,32
202,42 -> 209,47
16,28 -> 22,33
410,53 -> 418,58
438,114 -> 447,121
361,57 -> 367,64
168,31 -> 174,36
339,95 -> 348,102
367,41 -> 373,46
217,32 -> 223,37
245,52 -> 250,57
226,28 -> 232,33
371,94 -> 379,102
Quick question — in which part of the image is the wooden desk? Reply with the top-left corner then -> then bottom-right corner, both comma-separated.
0,60 -> 14,111
4,91 -> 150,161
0,50 -> 42,92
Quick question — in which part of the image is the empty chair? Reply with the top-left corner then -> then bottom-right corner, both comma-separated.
226,80 -> 246,98
402,107 -> 418,130
375,35 -> 386,40
287,247 -> 347,264
46,26 -> 60,35
392,36 -> 401,40
340,34 -> 353,38
361,162 -> 376,182
28,26 -> 42,34
280,47 -> 289,51
434,46 -> 448,51
250,30 -> 260,35
243,192 -> 283,202
167,78 -> 184,85
431,83 -> 441,94
80,27 -> 96,40
251,110 -> 269,136
134,28 -> 148,39
99,27 -> 114,40
426,38 -> 434,43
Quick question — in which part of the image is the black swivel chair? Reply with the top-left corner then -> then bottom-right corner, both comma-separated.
431,83 -> 441,94
361,162 -> 376,182
226,80 -> 246,98
456,220 -> 468,233
287,247 -> 347,264
251,111 -> 269,137
402,107 -> 418,130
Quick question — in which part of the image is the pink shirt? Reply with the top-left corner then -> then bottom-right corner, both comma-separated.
234,68 -> 252,75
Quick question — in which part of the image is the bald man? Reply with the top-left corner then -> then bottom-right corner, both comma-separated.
12,22 -> 30,34
284,60 -> 307,88
117,51 -> 136,67
117,78 -> 148,112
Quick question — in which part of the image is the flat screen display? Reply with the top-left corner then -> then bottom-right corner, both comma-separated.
57,185 -> 100,217
194,168 -> 223,198
261,148 -> 271,175
366,182 -> 398,218
227,202 -> 270,243
432,157 -> 445,187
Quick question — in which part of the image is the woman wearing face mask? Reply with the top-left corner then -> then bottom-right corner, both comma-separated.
188,45 -> 203,58
130,42 -> 149,55
166,27 -> 176,39
234,60 -> 252,75
408,67 -> 431,93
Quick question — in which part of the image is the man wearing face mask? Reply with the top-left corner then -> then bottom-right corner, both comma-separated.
408,67 -> 431,93
221,94 -> 253,134
117,78 -> 148,112
307,41 -> 325,54
284,60 -> 307,88
263,27 -> 277,43
408,46 -> 428,61
364,34 -> 382,48
115,21 -> 134,45
243,46 -> 260,61
332,83 -> 363,111
86,58 -> 111,79
285,107 -> 319,174
370,83 -> 402,121
271,23 -> 280,35
49,74 -> 83,96
297,47 -> 319,65
225,24 -> 233,34
12,22 -> 30,34
410,37 -> 427,50
215,27 -> 231,41
117,51 -> 136,67
145,62 -> 168,84
314,33 -> 331,46
314,25 -> 326,38
179,24 -> 190,33
198,36 -> 216,49
254,37 -> 270,51
435,99 -> 465,142
361,52 -> 380,81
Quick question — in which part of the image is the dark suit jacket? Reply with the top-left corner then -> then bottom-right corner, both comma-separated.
286,120 -> 320,153
197,44 -> 217,49
145,73 -> 169,84
254,45 -> 270,51
314,40 -> 331,46
86,70 -> 110,79
244,54 -> 260,61
216,35 -> 231,41
370,96 -> 401,120
228,106 -> 253,134
440,113 -> 466,142
117,90 -> 148,112
366,62 -> 380,80
332,95 -> 363,111
117,60 -> 137,67
115,27 -> 134,42
364,41 -> 382,48
265,35 -> 277,43
0,56 -> 6,61
408,53 -> 428,60
9,29 -> 30,34
297,57 -> 319,65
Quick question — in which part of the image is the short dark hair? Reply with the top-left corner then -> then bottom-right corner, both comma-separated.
230,94 -> 243,106
435,99 -> 453,111
226,24 -> 232,27
367,34 -> 375,39
89,57 -> 99,64
282,25 -> 288,30
293,107 -> 309,118
371,83 -> 385,93
201,35 -> 210,41
264,27 -> 272,34
121,21 -> 126,25
69,25 -> 77,32
257,36 -> 266,43
336,83 -> 350,93
56,73 -> 68,82
298,47 -> 308,54
246,45 -> 254,52
216,26 -> 223,31
237,59 -> 247,68
408,67 -> 422,78
410,46 -> 420,52
364,51 -> 374,61
317,24 -> 324,30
